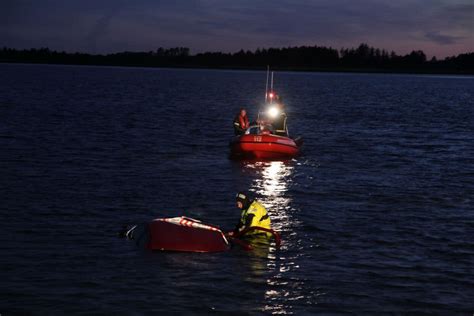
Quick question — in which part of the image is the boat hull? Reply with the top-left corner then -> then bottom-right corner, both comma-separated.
230,134 -> 301,159
147,218 -> 229,252
126,217 -> 230,252
123,217 -> 282,252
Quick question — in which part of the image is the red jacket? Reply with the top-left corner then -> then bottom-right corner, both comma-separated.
239,114 -> 249,129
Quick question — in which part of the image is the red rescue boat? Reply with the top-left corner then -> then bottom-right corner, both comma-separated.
230,69 -> 303,160
230,133 -> 302,159
230,126 -> 303,160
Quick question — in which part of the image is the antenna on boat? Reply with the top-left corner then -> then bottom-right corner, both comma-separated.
265,65 -> 269,102
271,71 -> 274,92
270,71 -> 274,104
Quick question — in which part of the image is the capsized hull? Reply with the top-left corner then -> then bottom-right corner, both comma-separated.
129,217 -> 230,252
122,217 -> 282,253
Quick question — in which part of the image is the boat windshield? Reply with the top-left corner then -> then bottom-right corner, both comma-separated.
245,124 -> 275,135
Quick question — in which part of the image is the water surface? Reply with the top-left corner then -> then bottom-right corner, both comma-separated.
1,64 -> 473,314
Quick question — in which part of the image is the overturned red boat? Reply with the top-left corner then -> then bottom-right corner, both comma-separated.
122,217 -> 230,252
149,217 -> 230,252
230,126 -> 303,160
121,216 -> 281,253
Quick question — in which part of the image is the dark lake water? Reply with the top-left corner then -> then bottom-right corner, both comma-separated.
1,63 -> 473,314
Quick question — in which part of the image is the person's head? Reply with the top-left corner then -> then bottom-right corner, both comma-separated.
240,108 -> 247,117
236,191 -> 251,210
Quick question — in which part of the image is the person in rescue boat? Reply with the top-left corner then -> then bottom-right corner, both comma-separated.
230,191 -> 272,237
233,108 -> 250,135
271,101 -> 288,137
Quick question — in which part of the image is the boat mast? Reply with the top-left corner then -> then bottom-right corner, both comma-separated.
271,71 -> 274,91
265,65 -> 269,103
270,71 -> 274,104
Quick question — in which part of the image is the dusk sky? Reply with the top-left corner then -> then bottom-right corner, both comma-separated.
1,0 -> 473,58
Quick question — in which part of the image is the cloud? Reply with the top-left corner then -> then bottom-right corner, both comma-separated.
425,32 -> 466,45
1,0 -> 473,57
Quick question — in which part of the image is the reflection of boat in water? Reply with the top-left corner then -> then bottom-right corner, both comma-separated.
230,125 -> 303,160
120,216 -> 280,253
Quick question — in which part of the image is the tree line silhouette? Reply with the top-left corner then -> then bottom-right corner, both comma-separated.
1,43 -> 473,73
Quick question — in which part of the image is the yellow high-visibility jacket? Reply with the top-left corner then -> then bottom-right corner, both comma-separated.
238,200 -> 271,233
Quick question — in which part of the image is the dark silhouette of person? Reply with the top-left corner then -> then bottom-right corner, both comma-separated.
233,108 -> 250,135
271,103 -> 288,136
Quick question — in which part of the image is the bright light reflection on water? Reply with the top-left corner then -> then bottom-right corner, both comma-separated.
249,161 -> 294,232
242,160 -> 310,314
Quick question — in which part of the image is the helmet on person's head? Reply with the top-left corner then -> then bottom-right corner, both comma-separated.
236,191 -> 251,209
236,191 -> 248,203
